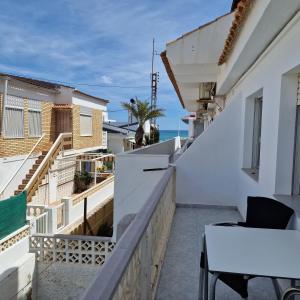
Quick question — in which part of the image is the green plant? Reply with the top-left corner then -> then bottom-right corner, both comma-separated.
121,99 -> 165,148
74,171 -> 93,193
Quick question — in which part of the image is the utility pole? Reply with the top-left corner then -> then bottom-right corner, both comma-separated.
151,38 -> 159,126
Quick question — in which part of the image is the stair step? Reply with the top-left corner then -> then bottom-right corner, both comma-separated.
29,169 -> 36,175
14,190 -> 22,195
35,158 -> 43,164
42,151 -> 48,156
32,164 -> 39,170
22,179 -> 29,185
18,184 -> 26,190
26,174 -> 33,180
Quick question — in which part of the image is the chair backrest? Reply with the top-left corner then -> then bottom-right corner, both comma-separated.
245,196 -> 294,229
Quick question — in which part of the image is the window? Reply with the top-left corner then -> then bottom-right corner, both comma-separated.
3,95 -> 24,138
242,92 -> 263,180
252,97 -> 263,169
28,99 -> 42,137
80,106 -> 92,136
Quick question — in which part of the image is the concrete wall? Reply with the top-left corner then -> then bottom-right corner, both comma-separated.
129,137 -> 180,156
0,233 -> 35,300
0,154 -> 38,199
113,153 -> 169,241
107,133 -> 125,154
175,11 -> 300,223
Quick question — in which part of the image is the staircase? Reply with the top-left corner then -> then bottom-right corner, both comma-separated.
14,151 -> 48,196
15,133 -> 72,202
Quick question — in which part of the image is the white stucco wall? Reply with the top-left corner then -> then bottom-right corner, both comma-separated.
0,155 -> 38,199
113,153 -> 169,241
176,11 -> 300,223
107,134 -> 125,154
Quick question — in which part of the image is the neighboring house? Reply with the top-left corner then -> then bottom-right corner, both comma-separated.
0,73 -> 109,200
181,113 -> 204,138
103,121 -> 137,154
0,73 -> 115,299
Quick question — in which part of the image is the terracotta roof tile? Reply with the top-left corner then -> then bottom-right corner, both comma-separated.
218,0 -> 254,65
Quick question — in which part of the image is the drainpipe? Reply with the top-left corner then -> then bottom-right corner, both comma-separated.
1,77 -> 8,136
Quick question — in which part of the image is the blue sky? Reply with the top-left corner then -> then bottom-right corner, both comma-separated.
0,0 -> 232,130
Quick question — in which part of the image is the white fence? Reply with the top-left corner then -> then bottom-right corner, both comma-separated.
35,213 -> 48,234
30,235 -> 115,266
56,203 -> 66,230
102,131 -> 108,148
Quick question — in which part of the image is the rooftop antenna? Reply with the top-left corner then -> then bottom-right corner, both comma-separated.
150,38 -> 159,127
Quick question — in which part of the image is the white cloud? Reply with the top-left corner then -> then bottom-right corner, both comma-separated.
101,75 -> 113,84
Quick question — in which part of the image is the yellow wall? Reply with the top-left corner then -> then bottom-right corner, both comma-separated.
0,94 -> 55,158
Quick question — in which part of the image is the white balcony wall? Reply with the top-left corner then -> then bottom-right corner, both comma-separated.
176,10 -> 300,226
0,155 -> 38,199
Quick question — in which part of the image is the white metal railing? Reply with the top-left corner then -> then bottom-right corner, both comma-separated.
102,131 -> 108,147
35,212 -> 48,234
25,132 -> 72,202
0,133 -> 46,199
56,202 -> 66,230
0,225 -> 30,252
29,234 -> 115,265
82,166 -> 176,300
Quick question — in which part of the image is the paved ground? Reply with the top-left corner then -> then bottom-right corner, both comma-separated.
155,207 -> 277,300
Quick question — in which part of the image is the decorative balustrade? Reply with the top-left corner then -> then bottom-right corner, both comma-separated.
0,225 -> 30,252
82,166 -> 176,300
27,204 -> 45,216
35,212 -> 48,234
102,131 -> 108,148
56,203 -> 66,230
72,175 -> 114,206
29,234 -> 115,265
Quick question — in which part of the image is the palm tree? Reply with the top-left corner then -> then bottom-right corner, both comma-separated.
121,99 -> 165,148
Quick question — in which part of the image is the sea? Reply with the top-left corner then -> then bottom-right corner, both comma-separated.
159,130 -> 188,141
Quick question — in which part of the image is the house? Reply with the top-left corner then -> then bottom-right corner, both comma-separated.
0,73 -> 109,200
82,1 -> 300,300
103,121 -> 137,153
0,73 -> 115,299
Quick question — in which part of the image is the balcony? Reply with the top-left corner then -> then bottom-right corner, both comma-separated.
83,166 -> 280,300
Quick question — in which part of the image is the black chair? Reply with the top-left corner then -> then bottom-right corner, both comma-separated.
199,196 -> 294,300
281,287 -> 300,300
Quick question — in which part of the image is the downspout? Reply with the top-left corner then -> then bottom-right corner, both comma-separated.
1,77 -> 8,136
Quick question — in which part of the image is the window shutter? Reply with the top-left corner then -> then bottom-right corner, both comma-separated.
4,95 -> 24,138
80,106 -> 93,136
28,99 -> 42,137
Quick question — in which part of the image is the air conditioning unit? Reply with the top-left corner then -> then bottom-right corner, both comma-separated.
198,82 -> 216,100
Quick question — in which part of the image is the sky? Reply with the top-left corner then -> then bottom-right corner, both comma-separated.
0,0 -> 232,130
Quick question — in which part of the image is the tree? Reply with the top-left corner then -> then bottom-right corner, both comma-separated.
121,99 -> 165,148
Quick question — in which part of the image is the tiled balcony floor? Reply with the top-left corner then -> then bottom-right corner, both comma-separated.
155,207 -> 277,300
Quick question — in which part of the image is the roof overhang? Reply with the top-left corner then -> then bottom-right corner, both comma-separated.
161,13 -> 234,112
217,1 -> 300,95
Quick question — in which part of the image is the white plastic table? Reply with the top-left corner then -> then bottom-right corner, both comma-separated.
203,225 -> 300,300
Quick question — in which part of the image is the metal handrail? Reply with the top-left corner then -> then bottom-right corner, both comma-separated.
0,133 -> 46,199
25,132 -> 72,201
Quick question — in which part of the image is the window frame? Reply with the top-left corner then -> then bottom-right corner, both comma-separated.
80,113 -> 93,137
3,95 -> 24,139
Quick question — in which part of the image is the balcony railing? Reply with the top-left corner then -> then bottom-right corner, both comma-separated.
29,234 -> 115,266
102,131 -> 108,148
82,166 -> 176,300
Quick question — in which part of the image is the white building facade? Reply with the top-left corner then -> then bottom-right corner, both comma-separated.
162,0 -> 300,224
